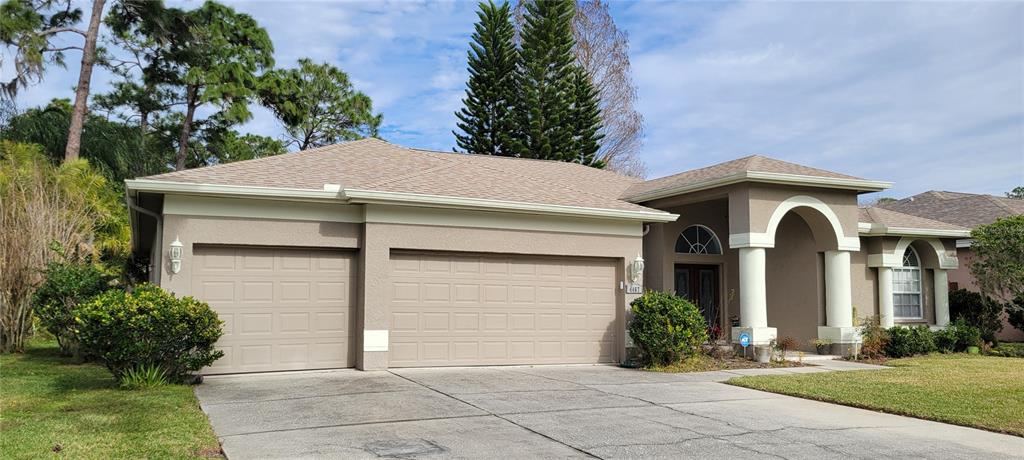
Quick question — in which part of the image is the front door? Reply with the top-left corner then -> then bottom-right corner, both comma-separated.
674,264 -> 719,329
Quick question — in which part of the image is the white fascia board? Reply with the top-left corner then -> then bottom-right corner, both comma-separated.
956,239 -> 974,248
342,189 -> 679,222
125,179 -> 678,223
626,172 -> 893,203
857,222 -> 971,238
125,179 -> 343,202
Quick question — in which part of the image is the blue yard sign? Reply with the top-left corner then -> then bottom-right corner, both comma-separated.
739,332 -> 751,348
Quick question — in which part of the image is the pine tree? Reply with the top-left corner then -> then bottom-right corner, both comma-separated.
567,66 -> 604,167
515,0 -> 577,160
454,1 -> 519,156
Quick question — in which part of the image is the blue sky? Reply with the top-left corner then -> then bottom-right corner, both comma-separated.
6,0 -> 1023,199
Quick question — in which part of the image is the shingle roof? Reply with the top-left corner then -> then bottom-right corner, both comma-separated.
623,154 -> 868,200
858,206 -> 969,233
877,190 -> 1024,229
140,138 -> 652,213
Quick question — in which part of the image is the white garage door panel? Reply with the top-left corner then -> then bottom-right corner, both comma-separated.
193,246 -> 356,374
389,252 -> 618,367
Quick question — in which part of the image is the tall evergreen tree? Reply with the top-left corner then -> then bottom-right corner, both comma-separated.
567,66 -> 603,167
515,0 -> 576,160
453,1 -> 519,156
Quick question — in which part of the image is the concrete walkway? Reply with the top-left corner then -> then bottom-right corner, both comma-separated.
195,362 -> 1023,459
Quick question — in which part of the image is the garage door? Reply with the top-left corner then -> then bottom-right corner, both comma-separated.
388,251 -> 618,367
192,246 -> 356,374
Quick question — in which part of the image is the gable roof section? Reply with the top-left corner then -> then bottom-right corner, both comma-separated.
623,155 -> 891,202
858,206 -> 970,238
877,190 -> 1024,229
127,138 -> 676,222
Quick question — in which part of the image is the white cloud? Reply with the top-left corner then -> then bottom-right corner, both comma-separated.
618,1 -> 1023,198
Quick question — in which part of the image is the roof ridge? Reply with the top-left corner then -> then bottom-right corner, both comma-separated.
403,146 -> 641,182
986,195 -> 1018,214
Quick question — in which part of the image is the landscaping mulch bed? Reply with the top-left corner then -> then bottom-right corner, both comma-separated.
644,353 -> 808,373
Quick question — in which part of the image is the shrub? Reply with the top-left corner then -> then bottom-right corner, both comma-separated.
952,318 -> 983,350
934,326 -> 958,353
775,336 -> 797,360
628,291 -> 708,366
1006,295 -> 1024,334
76,284 -> 224,383
859,316 -> 888,359
949,289 -> 1003,343
884,325 -> 936,358
120,364 -> 169,390
31,256 -> 114,356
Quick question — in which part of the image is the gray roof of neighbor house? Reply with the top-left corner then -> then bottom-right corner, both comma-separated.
877,191 -> 1024,229
623,154 -> 891,201
858,206 -> 970,235
132,138 -> 661,216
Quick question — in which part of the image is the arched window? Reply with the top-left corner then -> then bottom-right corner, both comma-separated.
675,225 -> 722,255
893,246 -> 922,319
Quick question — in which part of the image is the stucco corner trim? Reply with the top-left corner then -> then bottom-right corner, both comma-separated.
364,330 -> 389,352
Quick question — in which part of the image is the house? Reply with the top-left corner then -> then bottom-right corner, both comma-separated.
877,191 -> 1024,342
125,138 -> 969,373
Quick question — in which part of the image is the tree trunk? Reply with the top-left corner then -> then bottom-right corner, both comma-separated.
63,0 -> 106,163
175,86 -> 199,171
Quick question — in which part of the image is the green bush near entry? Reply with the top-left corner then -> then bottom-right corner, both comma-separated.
884,325 -> 936,358
628,291 -> 708,366
75,284 -> 224,383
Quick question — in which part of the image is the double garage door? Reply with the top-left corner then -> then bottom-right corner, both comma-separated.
193,246 -> 617,373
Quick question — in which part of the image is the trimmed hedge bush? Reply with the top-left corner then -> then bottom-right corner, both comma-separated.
31,259 -> 114,356
884,325 -> 936,358
76,284 -> 224,382
628,291 -> 708,366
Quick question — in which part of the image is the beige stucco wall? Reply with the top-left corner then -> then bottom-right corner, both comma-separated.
851,242 -> 877,323
765,213 -> 823,350
641,199 -> 737,335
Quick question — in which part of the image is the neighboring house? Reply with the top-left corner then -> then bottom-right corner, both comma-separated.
877,191 -> 1024,342
125,139 -> 968,373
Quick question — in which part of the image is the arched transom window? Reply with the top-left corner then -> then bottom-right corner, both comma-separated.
893,246 -> 922,319
675,225 -> 722,255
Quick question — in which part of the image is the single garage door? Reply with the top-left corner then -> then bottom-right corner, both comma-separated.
192,246 -> 356,374
388,251 -> 618,367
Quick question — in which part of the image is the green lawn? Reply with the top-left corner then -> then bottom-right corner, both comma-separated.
729,354 -> 1024,436
0,340 -> 221,459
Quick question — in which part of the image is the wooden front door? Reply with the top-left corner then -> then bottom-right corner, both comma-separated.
674,264 -> 719,328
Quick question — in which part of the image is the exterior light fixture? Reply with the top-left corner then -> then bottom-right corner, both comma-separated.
169,237 -> 183,274
630,253 -> 645,285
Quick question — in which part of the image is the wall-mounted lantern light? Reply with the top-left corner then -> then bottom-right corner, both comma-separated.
630,253 -> 645,285
169,237 -> 183,274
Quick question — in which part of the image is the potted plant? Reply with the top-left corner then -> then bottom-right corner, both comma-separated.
812,338 -> 833,355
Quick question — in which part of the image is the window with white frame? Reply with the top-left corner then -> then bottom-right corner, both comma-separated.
675,225 -> 722,255
893,246 -> 922,319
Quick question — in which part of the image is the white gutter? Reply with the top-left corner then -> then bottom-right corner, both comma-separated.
125,179 -> 343,202
627,171 -> 893,203
125,179 -> 679,223
858,221 -> 971,238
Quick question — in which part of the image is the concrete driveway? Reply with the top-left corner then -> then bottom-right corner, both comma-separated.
196,364 -> 1024,459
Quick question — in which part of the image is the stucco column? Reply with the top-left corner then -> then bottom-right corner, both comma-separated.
824,250 -> 853,327
819,250 -> 859,351
934,269 -> 950,327
878,267 -> 895,328
739,247 -> 767,327
732,247 -> 775,345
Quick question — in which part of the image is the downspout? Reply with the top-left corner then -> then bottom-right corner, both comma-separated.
127,194 -> 162,285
